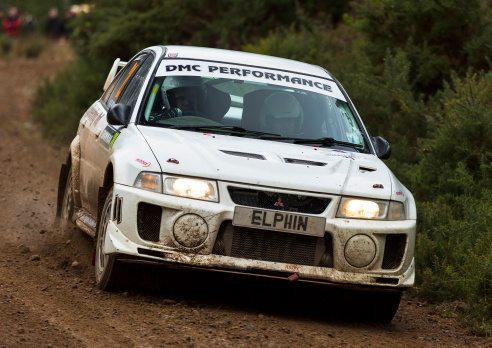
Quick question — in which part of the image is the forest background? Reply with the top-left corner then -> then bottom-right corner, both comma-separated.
2,0 -> 491,335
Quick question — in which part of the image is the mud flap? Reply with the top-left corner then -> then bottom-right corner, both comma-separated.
55,163 -> 71,222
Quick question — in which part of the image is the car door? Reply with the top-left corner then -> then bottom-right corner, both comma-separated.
79,53 -> 154,216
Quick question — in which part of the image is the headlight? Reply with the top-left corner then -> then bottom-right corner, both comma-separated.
337,198 -> 405,220
133,172 -> 162,192
134,173 -> 218,201
163,176 -> 218,202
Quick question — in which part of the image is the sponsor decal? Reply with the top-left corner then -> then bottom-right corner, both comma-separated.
373,184 -> 384,189
136,158 -> 151,167
396,191 -> 404,196
100,125 -> 120,151
286,265 -> 300,271
167,158 -> 179,164
84,106 -> 104,126
168,53 -> 178,57
156,59 -> 345,101
323,151 -> 353,159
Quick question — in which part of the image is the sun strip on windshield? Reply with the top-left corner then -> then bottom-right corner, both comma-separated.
155,59 -> 346,102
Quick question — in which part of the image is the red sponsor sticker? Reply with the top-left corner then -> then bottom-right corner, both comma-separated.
396,191 -> 404,196
136,158 -> 151,167
168,53 -> 178,57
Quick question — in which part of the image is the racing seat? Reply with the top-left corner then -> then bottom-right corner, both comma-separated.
241,89 -> 276,131
202,85 -> 231,122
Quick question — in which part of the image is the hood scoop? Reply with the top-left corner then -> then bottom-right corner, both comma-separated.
220,150 -> 265,160
359,165 -> 377,173
284,158 -> 327,166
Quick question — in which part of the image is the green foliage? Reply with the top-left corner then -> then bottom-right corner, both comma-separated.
410,74 -> 492,200
410,74 -> 492,334
32,58 -> 107,143
70,0 -> 350,63
416,192 -> 492,335
0,36 -> 13,56
351,0 -> 492,96
24,40 -> 43,58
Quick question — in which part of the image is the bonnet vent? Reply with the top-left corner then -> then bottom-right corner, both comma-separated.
359,166 -> 377,173
220,150 -> 265,160
284,158 -> 327,166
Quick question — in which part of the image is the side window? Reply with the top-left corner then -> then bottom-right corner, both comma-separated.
103,54 -> 149,108
118,55 -> 154,106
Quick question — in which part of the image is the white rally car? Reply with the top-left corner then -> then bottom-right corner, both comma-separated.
56,45 -> 416,322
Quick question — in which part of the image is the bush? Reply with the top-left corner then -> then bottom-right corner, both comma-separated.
32,58 -> 107,143
0,36 -> 13,57
349,0 -> 492,96
24,40 -> 44,58
411,74 -> 492,335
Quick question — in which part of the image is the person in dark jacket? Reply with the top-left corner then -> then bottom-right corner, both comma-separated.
46,7 -> 63,39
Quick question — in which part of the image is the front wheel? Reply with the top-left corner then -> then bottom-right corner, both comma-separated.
357,290 -> 402,323
95,188 -> 136,291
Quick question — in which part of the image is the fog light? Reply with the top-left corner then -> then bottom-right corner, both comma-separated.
173,214 -> 209,248
344,234 -> 376,268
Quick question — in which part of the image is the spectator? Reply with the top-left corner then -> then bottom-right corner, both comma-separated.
2,7 -> 21,38
23,13 -> 36,34
62,9 -> 75,38
46,7 -> 63,39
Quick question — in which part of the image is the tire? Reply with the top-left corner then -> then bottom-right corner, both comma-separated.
356,290 -> 402,323
95,187 -> 140,291
60,169 -> 75,231
95,188 -> 122,290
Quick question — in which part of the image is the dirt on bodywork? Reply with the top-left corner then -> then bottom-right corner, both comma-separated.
0,43 -> 490,348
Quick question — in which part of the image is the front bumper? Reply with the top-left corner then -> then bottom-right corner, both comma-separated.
109,183 -> 416,289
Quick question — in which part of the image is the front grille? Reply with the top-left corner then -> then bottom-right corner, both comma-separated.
232,227 -> 317,265
137,203 -> 162,242
228,187 -> 330,214
382,234 -> 407,269
213,222 -> 334,268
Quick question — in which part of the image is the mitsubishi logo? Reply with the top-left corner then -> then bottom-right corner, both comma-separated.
274,198 -> 284,210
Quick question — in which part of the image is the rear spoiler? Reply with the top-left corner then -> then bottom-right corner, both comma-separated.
103,58 -> 128,91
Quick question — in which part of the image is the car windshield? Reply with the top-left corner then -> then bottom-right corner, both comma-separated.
139,59 -> 368,152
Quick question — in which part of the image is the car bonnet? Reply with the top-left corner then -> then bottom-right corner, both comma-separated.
138,126 -> 393,199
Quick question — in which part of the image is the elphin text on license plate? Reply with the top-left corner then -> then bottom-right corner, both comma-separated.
233,206 -> 326,237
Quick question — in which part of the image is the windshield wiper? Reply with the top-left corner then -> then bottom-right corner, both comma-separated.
293,137 -> 365,150
169,125 -> 281,137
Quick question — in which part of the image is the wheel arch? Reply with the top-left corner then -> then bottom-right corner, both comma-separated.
96,161 -> 114,237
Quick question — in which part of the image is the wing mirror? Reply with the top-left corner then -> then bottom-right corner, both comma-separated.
107,104 -> 131,126
371,136 -> 391,159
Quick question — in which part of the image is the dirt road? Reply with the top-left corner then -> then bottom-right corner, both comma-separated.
0,44 -> 490,348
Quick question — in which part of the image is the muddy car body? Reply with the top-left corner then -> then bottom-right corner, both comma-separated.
57,45 -> 416,322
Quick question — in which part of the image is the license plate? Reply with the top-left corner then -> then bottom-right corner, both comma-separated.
232,206 -> 326,237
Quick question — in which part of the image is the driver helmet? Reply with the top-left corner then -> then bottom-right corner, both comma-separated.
260,92 -> 303,136
162,76 -> 206,113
